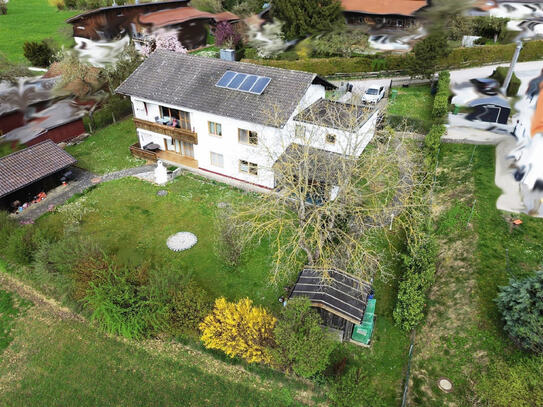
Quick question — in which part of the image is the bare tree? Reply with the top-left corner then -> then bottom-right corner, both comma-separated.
230,99 -> 422,284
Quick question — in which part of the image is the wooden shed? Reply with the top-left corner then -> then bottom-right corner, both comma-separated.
288,267 -> 373,341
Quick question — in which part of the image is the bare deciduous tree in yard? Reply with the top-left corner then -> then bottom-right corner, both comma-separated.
230,100 -> 421,284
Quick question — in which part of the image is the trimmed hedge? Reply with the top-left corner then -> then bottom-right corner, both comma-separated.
432,71 -> 451,120
84,96 -> 132,133
424,124 -> 446,172
490,66 -> 521,97
242,40 -> 543,77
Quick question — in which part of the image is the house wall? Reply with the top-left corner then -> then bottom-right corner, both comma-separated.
26,119 -> 86,146
129,83 -> 362,189
0,111 -> 24,135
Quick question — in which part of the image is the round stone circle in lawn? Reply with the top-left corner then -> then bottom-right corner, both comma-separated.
437,377 -> 453,393
166,232 -> 198,251
157,189 -> 168,196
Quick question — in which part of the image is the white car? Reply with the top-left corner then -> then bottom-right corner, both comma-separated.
362,86 -> 386,104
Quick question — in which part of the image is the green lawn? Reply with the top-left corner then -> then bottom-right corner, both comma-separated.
0,0 -> 79,64
387,85 -> 434,131
66,119 -> 144,174
0,289 -> 29,354
0,282 -> 315,406
410,144 -> 543,406
35,174 -> 285,309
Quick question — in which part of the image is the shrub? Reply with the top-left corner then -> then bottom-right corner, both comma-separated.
424,124 -> 446,172
496,270 -> 543,354
168,279 -> 214,333
0,0 -> 7,15
215,21 -> 242,49
84,95 -> 132,133
311,28 -> 368,58
3,225 -> 36,265
272,298 -> 336,377
393,219 -> 437,331
23,40 -> 54,68
215,209 -> 246,267
328,366 -> 387,407
490,66 -> 521,97
84,261 -> 166,339
199,297 -> 276,364
48,0 -> 65,10
472,16 -> 509,41
432,71 -> 450,120
64,0 -> 78,8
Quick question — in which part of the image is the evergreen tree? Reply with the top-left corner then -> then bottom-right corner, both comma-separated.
407,32 -> 450,81
496,270 -> 543,354
271,0 -> 344,40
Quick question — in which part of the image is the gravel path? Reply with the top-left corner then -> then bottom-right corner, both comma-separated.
14,165 -> 155,222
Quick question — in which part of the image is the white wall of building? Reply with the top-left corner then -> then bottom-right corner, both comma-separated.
129,83 -> 376,189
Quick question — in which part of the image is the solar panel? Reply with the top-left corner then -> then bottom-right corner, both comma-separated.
216,71 -> 236,87
227,73 -> 247,89
239,75 -> 258,92
215,71 -> 272,95
250,77 -> 271,95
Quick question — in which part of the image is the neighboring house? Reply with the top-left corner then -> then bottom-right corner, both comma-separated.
66,0 -> 190,41
116,50 -> 379,190
138,7 -> 239,50
341,0 -> 428,28
1,100 -> 86,147
0,140 -> 76,210
0,77 -> 58,135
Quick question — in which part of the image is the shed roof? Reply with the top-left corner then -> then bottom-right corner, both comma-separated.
469,97 -> 510,108
116,50 -> 335,128
66,0 -> 189,23
294,98 -> 371,131
0,140 -> 76,198
289,267 -> 372,324
341,0 -> 428,16
139,7 -> 239,27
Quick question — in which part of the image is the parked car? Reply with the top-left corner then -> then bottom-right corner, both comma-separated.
470,78 -> 500,96
362,86 -> 386,104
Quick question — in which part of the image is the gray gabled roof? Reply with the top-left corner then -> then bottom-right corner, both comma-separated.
0,140 -> 76,198
289,267 -> 372,324
116,50 -> 335,128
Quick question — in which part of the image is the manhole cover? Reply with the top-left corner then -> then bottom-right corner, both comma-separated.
437,378 -> 453,393
166,232 -> 197,251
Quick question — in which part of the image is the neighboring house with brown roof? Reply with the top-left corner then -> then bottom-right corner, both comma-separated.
0,140 -> 76,209
66,0 -> 190,41
341,0 -> 428,28
137,7 -> 239,50
116,51 -> 378,190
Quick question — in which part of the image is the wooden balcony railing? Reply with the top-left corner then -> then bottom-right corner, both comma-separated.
130,142 -> 158,161
133,118 -> 198,145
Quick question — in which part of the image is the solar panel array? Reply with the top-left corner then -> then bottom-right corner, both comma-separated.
216,71 -> 272,95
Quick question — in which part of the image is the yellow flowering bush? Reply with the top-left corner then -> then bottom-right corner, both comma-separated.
199,297 -> 276,364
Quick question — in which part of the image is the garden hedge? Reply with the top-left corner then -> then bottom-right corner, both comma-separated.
83,96 -> 132,133
490,66 -> 521,96
432,71 -> 451,120
242,40 -> 543,77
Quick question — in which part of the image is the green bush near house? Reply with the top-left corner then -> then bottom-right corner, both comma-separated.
22,40 -> 55,67
432,71 -> 451,120
490,66 -> 521,97
84,96 -> 133,133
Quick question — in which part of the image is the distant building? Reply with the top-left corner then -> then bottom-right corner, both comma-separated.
66,0 -> 190,41
341,0 -> 428,28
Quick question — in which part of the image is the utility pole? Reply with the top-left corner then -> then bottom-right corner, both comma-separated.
502,40 -> 523,95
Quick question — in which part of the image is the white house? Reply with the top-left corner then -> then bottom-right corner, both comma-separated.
116,50 -> 379,189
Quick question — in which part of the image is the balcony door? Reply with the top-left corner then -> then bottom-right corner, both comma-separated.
181,141 -> 194,158
160,105 -> 191,130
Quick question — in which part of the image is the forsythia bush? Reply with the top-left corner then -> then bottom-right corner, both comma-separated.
199,297 -> 276,364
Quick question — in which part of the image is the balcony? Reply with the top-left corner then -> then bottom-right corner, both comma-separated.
130,143 -> 198,169
133,118 -> 198,145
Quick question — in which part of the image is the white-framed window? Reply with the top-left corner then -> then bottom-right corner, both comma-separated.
238,129 -> 258,146
295,124 -> 306,138
210,152 -> 224,168
239,159 -> 258,176
326,134 -> 336,144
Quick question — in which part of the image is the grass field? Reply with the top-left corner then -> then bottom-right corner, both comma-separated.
0,0 -> 79,64
0,266 -> 318,406
409,144 -> 543,406
387,85 -> 434,131
66,119 -> 144,174
0,289 -> 29,354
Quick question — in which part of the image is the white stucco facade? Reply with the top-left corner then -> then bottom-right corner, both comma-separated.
129,82 -> 377,189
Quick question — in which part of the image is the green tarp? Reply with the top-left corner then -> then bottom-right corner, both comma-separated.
351,298 -> 376,345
